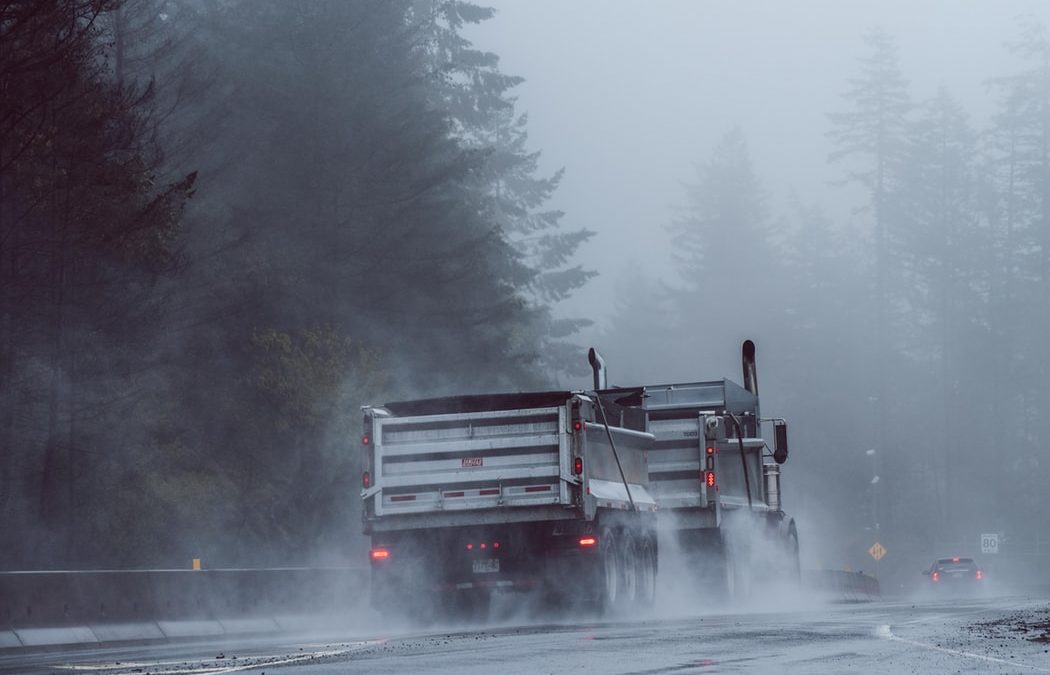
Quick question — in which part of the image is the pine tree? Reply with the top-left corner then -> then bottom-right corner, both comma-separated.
826,27 -> 912,535
419,0 -> 596,381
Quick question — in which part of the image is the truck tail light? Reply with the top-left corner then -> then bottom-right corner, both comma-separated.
976,569 -> 983,580
705,471 -> 716,487
362,471 -> 371,489
932,571 -> 939,582
572,420 -> 583,432
574,457 -> 583,475
706,446 -> 715,455
370,548 -> 390,561
362,434 -> 370,445
579,537 -> 597,547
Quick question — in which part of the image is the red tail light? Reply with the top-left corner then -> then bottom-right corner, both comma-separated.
574,457 -> 583,475
370,548 -> 390,561
573,420 -> 583,432
706,446 -> 715,455
579,537 -> 597,547
932,571 -> 939,582
705,471 -> 716,487
976,569 -> 983,580
362,471 -> 371,489
952,556 -> 960,562
466,543 -> 473,550
362,435 -> 370,445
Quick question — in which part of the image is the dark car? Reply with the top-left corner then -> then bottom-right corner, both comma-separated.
923,556 -> 984,595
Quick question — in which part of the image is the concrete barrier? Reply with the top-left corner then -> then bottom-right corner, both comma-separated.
0,567 -> 368,650
804,569 -> 881,602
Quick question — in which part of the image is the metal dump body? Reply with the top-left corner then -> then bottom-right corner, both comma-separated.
602,379 -> 770,520
362,391 -> 655,533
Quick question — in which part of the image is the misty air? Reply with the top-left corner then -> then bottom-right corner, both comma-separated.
1,1 -> 1049,673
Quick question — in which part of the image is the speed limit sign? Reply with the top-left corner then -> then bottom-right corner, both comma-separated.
981,533 -> 999,554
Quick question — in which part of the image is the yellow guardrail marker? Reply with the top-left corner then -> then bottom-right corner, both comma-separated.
192,558 -> 201,571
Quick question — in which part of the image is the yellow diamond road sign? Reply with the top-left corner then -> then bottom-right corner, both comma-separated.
869,542 -> 886,561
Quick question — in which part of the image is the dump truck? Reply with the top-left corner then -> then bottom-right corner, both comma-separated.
590,340 -> 799,599
360,390 -> 659,619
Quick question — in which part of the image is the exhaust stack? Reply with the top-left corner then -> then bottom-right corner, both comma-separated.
742,339 -> 758,396
588,347 -> 607,390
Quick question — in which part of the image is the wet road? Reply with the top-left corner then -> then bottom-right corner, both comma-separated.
4,595 -> 1050,674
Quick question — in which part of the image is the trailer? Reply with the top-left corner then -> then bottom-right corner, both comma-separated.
590,340 -> 799,600
360,390 -> 659,619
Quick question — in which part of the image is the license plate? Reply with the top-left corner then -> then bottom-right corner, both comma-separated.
472,558 -> 499,574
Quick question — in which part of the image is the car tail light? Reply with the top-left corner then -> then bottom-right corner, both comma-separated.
932,571 -> 939,582
579,537 -> 597,547
370,548 -> 390,561
952,556 -> 960,562
362,471 -> 371,489
976,569 -> 983,580
574,457 -> 583,475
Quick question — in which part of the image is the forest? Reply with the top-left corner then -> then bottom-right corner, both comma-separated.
2,1 -> 1049,583
1,0 -> 593,568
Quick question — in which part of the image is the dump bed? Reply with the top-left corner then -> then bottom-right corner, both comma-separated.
602,380 -> 768,514
361,391 -> 656,532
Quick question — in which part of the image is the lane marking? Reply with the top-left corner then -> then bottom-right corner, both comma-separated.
55,640 -> 384,674
877,624 -> 1050,672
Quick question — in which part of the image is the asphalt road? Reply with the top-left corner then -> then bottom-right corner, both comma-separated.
4,594 -> 1050,674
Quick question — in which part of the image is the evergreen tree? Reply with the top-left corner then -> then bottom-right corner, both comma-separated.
826,27 -> 912,535
420,0 -> 596,381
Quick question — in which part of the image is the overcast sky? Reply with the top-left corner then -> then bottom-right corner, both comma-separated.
466,0 -> 1050,333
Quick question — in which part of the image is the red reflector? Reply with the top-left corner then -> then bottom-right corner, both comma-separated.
445,491 -> 464,498
573,421 -> 583,431
362,435 -> 370,445
706,446 -> 715,455
705,472 -> 716,487
390,495 -> 416,502
579,537 -> 597,547
370,548 -> 390,561
932,571 -> 939,582
524,485 -> 552,493
976,569 -> 983,580
362,471 -> 371,489
574,457 -> 583,475
480,488 -> 500,496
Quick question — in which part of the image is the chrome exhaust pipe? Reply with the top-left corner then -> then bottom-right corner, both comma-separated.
588,347 -> 607,390
742,339 -> 758,396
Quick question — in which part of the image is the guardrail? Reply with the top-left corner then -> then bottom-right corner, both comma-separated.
0,567 -> 367,649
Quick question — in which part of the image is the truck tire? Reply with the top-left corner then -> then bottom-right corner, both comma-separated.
617,530 -> 639,610
635,534 -> 657,608
786,527 -> 801,586
721,531 -> 751,602
598,526 -> 620,612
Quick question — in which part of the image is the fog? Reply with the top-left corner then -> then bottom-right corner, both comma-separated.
466,0 -> 1050,594
2,0 -> 1048,608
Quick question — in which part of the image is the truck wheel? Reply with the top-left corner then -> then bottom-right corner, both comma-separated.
598,527 -> 619,611
786,528 -> 801,585
722,532 -> 751,602
618,530 -> 638,610
635,535 -> 657,608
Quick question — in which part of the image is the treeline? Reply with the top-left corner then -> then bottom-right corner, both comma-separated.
601,21 -> 1050,575
0,0 -> 592,569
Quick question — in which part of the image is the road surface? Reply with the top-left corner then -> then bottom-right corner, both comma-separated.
3,594 -> 1049,673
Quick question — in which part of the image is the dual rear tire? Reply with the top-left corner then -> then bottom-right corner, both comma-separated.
597,526 -> 657,613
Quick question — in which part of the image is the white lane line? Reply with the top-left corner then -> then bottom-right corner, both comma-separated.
877,624 -> 1050,672
55,640 -> 384,674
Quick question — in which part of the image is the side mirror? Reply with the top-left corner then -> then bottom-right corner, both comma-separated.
773,421 -> 789,464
